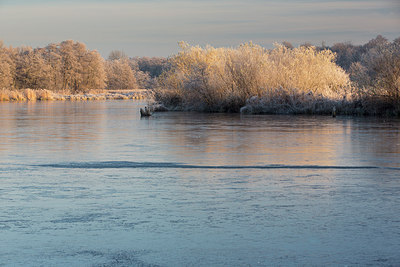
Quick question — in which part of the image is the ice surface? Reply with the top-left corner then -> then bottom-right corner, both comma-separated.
0,101 -> 399,266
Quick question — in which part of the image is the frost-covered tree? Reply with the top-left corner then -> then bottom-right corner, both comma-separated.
330,42 -> 363,71
105,59 -> 137,89
59,40 -> 80,90
1,40 -> 105,91
133,56 -> 168,78
57,40 -> 106,92
81,50 -> 106,90
128,56 -> 168,89
14,47 -> 53,89
345,36 -> 400,101
0,41 -> 15,89
42,43 -> 63,90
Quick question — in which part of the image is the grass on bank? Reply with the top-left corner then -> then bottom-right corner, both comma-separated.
0,89 -> 148,102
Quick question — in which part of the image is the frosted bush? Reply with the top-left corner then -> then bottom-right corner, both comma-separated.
156,42 -> 351,113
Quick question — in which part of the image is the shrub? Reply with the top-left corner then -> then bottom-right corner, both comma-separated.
156,42 -> 351,113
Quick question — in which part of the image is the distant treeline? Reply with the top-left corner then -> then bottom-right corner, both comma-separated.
155,35 -> 400,115
0,40 -> 167,92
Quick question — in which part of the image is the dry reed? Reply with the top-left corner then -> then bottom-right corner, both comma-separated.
23,89 -> 37,101
0,89 -> 10,101
0,89 -> 147,102
36,89 -> 54,101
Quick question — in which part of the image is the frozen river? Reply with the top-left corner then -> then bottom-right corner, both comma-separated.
0,100 -> 399,266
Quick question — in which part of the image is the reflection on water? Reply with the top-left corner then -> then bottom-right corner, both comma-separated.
148,112 -> 400,168
0,101 -> 399,266
1,101 -> 399,168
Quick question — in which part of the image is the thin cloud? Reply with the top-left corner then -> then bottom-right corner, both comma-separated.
0,0 -> 398,56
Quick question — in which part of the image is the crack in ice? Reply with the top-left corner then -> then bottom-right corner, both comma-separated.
34,161 -> 399,170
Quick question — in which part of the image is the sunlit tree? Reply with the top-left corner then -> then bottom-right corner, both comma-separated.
42,43 -> 63,90
0,41 -> 15,89
81,50 -> 107,90
14,47 -> 52,89
105,59 -> 137,89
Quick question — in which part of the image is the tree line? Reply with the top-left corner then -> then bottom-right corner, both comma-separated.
1,36 -> 399,115
0,40 -> 167,92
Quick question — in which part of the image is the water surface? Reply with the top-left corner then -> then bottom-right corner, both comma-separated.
0,101 -> 399,266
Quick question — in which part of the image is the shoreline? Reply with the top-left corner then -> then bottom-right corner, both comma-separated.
1,88 -> 398,117
0,89 -> 150,102
152,96 -> 400,117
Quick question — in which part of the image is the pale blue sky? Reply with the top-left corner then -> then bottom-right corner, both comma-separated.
0,0 -> 399,57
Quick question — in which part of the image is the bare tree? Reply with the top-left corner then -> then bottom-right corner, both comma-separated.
108,50 -> 128,61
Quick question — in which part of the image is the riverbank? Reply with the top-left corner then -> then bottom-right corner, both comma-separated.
153,92 -> 400,117
0,89 -> 149,102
